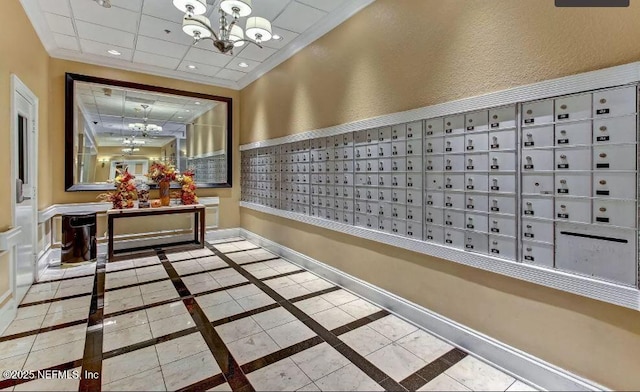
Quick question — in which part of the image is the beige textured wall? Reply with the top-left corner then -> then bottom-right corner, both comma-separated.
239,1 -> 640,389
49,59 -> 241,228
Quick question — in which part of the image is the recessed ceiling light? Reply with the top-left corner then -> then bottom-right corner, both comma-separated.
187,64 -> 197,69
107,49 -> 121,56
239,62 -> 249,68
177,116 -> 184,119
272,34 -> 282,40
195,101 -> 201,105
186,109 -> 191,112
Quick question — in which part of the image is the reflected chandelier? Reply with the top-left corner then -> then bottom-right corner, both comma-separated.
174,0 -> 273,55
128,104 -> 162,137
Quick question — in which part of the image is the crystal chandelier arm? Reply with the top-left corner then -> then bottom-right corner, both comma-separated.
184,15 -> 219,41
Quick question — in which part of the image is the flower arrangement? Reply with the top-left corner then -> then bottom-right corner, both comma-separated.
98,169 -> 137,209
177,169 -> 198,205
146,161 -> 177,183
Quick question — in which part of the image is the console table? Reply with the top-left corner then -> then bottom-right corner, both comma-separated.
107,204 -> 205,261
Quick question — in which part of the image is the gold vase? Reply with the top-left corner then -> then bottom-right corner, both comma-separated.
159,181 -> 170,206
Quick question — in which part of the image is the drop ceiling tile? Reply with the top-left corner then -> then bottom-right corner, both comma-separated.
70,0 -> 139,33
178,60 -> 222,77
37,0 -> 71,17
44,13 -> 76,36
251,0 -> 291,21
236,44 -> 277,62
263,28 -> 299,50
296,0 -> 348,12
142,0 -> 184,24
138,15 -> 195,46
272,2 -> 326,34
110,0 -> 143,12
76,20 -> 135,49
216,69 -> 246,82
53,34 -> 79,51
133,51 -> 182,69
183,47 -> 232,68
225,58 -> 259,73
136,36 -> 189,59
80,39 -> 133,61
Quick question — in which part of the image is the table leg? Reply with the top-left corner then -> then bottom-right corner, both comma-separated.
108,215 -> 114,262
199,208 -> 205,246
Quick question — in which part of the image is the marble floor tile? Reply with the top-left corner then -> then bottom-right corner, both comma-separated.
207,382 -> 232,391
266,320 -> 316,348
365,342 -> 426,382
0,354 -> 28,380
105,286 -> 142,301
187,281 -> 222,294
21,289 -> 56,304
290,343 -> 350,381
243,262 -> 273,273
314,363 -> 384,392
137,271 -> 169,284
311,307 -> 356,331
338,299 -> 381,319
270,262 -> 303,275
26,282 -> 60,294
14,303 -> 50,321
136,264 -> 167,276
397,329 -> 453,364
104,294 -> 144,315
339,325 -> 391,356
53,284 -> 92,299
299,278 -> 335,293
173,260 -> 206,275
182,272 -> 217,286
57,276 -> 93,288
46,295 -> 91,314
31,324 -> 86,351
236,292 -> 276,311
273,284 -> 312,299
0,335 -> 36,361
189,248 -> 214,258
297,382 -> 321,391
367,315 -> 418,341
202,300 -> 245,322
102,346 -> 160,385
215,274 -> 249,288
40,306 -> 88,328
103,323 -> 153,352
263,276 -> 298,290
208,237 -> 244,244
1,315 -> 45,336
160,350 -> 221,391
105,275 -> 138,290
226,284 -> 263,300
215,317 -> 263,343
246,358 -> 311,392
133,256 -> 161,267
320,290 -> 359,307
248,267 -> 282,279
210,268 -> 242,280
226,331 -> 280,365
103,309 -> 149,334
417,373 -> 471,391
445,356 -> 515,391
141,287 -> 179,306
506,380 -> 539,391
251,307 -> 296,330
149,312 -> 196,338
13,367 -> 81,391
105,260 -> 136,272
23,338 -> 85,370
107,269 -> 137,280
288,272 -> 320,285
197,256 -> 227,270
145,301 -> 190,323
155,332 -> 208,365
195,291 -> 234,309
139,280 -> 174,295
165,251 -> 193,262
294,297 -> 335,315
103,366 -> 166,391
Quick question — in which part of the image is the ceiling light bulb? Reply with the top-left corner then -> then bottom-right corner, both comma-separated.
246,17 -> 272,43
272,34 -> 282,40
107,49 -> 121,55
220,0 -> 252,17
187,64 -> 197,69
229,25 -> 245,47
195,101 -> 201,105
173,0 -> 207,15
182,14 -> 213,38
239,62 -> 249,68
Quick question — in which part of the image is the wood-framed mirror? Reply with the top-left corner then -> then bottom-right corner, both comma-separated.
64,73 -> 233,191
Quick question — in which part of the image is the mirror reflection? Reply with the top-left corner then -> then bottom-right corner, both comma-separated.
72,79 -> 229,188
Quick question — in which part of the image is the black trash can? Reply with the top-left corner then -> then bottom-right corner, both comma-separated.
61,212 -> 97,264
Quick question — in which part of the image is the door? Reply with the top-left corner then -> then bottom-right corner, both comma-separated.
12,75 -> 38,303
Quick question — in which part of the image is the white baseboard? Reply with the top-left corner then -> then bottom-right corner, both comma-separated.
205,228 -> 241,242
238,228 -> 606,392
0,298 -> 17,336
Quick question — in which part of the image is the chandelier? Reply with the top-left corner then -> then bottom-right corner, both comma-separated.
174,0 -> 273,55
122,137 -> 145,146
122,147 -> 140,154
128,104 -> 162,137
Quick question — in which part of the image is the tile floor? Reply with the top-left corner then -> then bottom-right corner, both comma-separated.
0,237 -> 539,391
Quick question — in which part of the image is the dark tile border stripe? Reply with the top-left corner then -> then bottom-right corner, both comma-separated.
330,310 -> 390,336
0,359 -> 84,390
0,318 -> 88,343
18,291 -> 93,308
79,256 -> 106,392
232,257 -> 281,268
178,372 -> 228,392
179,265 -> 232,278
157,249 -> 255,392
399,348 -> 468,390
103,297 -> 183,318
221,247 -> 261,255
210,303 -> 281,327
104,277 -> 170,292
208,243 -> 406,392
102,326 -> 199,360
33,274 -> 95,285
288,286 -> 341,303
240,335 -> 325,374
259,269 -> 306,282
